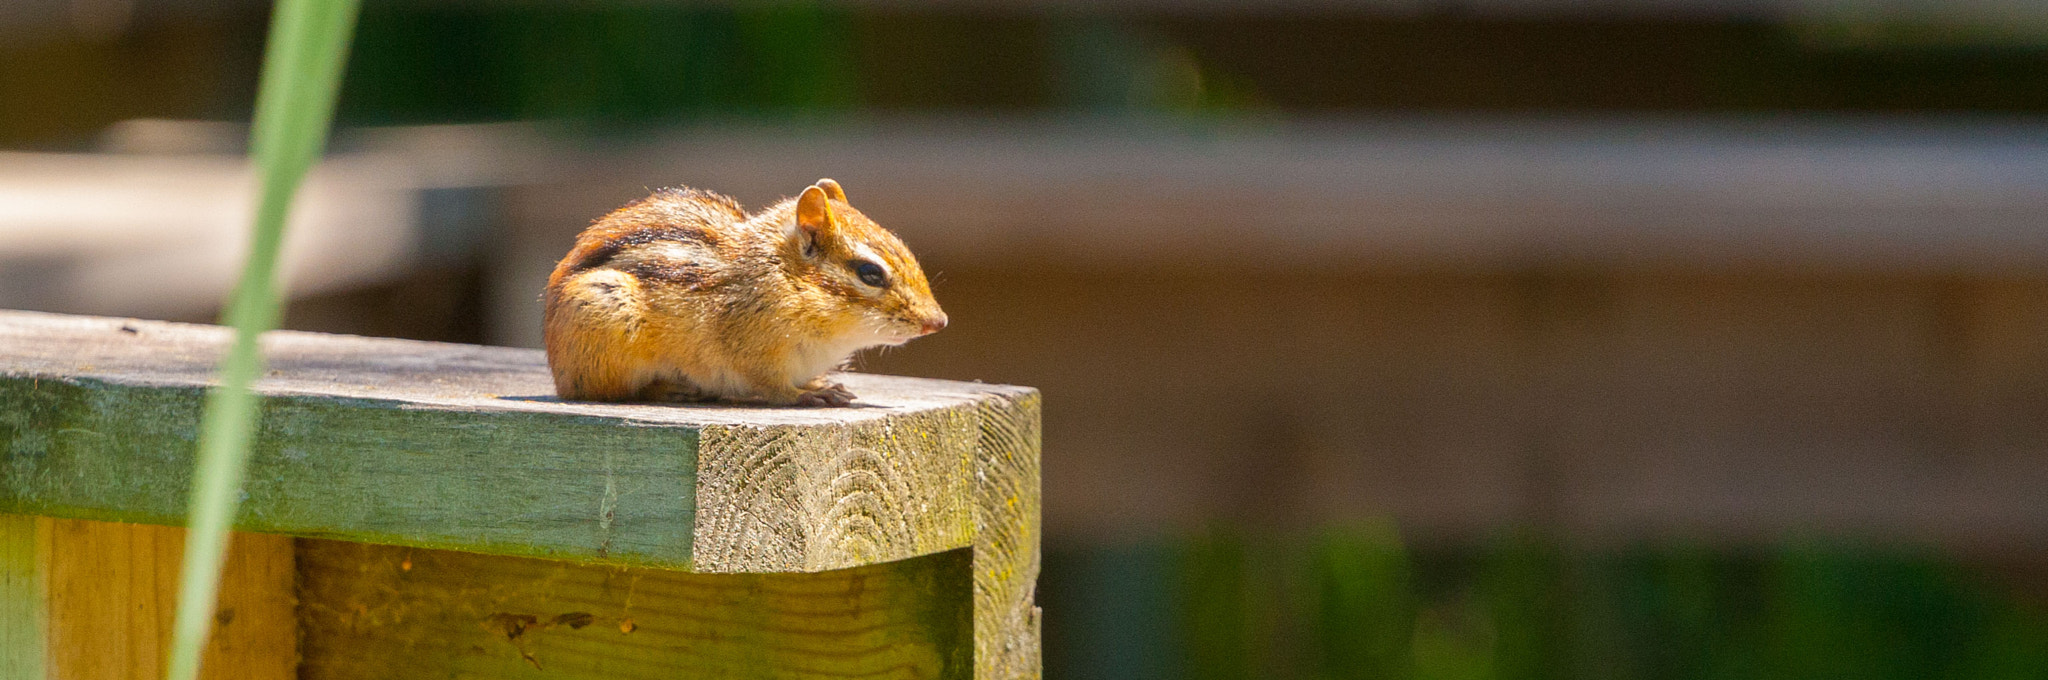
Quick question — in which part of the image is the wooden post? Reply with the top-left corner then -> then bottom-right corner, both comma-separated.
0,517 -> 296,680
0,310 -> 1040,679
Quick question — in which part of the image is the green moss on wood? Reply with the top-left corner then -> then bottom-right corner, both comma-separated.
0,377 -> 698,568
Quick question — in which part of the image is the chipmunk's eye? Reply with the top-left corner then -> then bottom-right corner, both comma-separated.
852,260 -> 889,288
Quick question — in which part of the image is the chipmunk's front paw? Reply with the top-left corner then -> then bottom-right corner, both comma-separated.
794,382 -> 855,407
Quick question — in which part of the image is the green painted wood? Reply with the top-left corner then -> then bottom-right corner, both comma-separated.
297,539 -> 974,680
0,310 -> 1035,577
0,515 -> 46,680
0,378 -> 697,568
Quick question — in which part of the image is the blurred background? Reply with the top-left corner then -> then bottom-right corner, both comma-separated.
7,0 -> 2048,676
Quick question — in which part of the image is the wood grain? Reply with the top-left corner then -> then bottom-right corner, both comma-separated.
0,310 -> 1035,574
972,391 -> 1043,679
0,516 -> 296,680
297,539 -> 974,680
692,409 -> 977,573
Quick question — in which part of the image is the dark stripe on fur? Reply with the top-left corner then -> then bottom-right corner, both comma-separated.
564,226 -> 720,275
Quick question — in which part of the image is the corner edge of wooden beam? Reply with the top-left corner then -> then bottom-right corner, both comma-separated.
1,310 -> 1040,577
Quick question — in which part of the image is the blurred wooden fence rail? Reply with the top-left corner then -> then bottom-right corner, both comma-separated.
0,310 -> 1041,680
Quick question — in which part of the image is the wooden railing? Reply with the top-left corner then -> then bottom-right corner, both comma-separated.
0,309 -> 1040,679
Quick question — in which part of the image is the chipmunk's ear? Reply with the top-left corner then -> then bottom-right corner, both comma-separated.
795,184 -> 837,239
814,178 -> 847,202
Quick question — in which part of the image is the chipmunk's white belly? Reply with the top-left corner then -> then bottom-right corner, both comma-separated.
785,328 -> 891,384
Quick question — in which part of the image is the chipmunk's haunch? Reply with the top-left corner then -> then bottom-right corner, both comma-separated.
543,179 -> 947,406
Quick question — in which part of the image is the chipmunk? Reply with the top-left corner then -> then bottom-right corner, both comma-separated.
543,179 -> 947,406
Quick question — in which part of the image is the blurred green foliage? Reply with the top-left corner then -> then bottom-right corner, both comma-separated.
1307,522 -> 1417,680
1047,527 -> 2048,680
1180,528 -> 1263,680
336,4 -> 1263,126
13,6 -> 2048,146
329,6 -> 2048,130
342,4 -> 860,124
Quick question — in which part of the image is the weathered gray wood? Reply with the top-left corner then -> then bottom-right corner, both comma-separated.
0,151 -> 418,319
493,119 -> 2048,299
0,310 -> 1036,575
296,539 -> 974,680
693,415 -> 977,573
972,391 -> 1043,679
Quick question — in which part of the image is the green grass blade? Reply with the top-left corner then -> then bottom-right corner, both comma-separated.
166,1 -> 360,679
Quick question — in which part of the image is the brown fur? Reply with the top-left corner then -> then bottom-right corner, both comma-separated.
543,180 -> 946,406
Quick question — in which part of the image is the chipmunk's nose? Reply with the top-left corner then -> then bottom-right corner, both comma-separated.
921,313 -> 949,335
